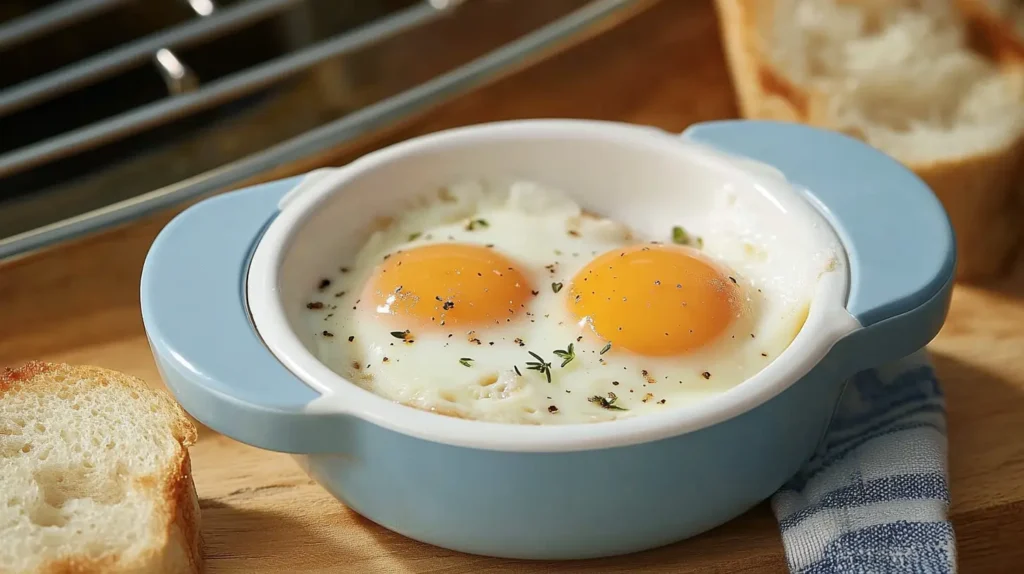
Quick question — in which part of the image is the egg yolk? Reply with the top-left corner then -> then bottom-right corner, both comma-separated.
568,244 -> 741,356
362,243 -> 534,329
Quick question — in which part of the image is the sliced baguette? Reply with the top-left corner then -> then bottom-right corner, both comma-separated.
0,362 -> 201,574
714,0 -> 1024,280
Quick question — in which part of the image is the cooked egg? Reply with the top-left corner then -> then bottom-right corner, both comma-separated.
364,243 -> 535,329
305,180 -> 816,425
568,244 -> 743,356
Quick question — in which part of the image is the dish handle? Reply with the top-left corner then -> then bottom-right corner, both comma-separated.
681,121 -> 955,368
141,174 -> 342,454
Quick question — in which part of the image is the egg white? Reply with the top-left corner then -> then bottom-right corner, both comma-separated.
304,180 -> 813,425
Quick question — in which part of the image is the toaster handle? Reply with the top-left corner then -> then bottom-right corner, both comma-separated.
141,175 -> 342,454
682,121 -> 955,365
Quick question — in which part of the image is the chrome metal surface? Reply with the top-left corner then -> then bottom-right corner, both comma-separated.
0,3 -> 444,178
153,1 -> 214,96
0,0 -> 132,50
0,0 -> 652,261
0,0 -> 303,116
153,48 -> 200,95
185,0 -> 216,17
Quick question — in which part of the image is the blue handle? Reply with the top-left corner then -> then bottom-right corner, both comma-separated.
682,121 -> 955,366
141,177 -> 341,454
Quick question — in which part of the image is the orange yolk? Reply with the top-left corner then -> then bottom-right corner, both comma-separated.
362,243 -> 534,329
568,244 -> 741,356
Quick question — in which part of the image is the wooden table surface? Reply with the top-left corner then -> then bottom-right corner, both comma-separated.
3,1 -> 1023,572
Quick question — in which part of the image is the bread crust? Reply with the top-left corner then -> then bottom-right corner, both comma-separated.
1,362 -> 201,574
958,0 -> 1024,62
714,0 -> 1024,280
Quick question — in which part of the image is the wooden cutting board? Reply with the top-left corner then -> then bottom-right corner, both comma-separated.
3,1 -> 1023,571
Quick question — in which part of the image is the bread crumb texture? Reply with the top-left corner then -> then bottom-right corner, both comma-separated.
762,0 -> 1024,165
1,362 -> 200,574
716,0 -> 1024,279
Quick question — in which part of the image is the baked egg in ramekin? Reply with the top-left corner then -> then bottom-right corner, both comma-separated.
142,119 -> 954,559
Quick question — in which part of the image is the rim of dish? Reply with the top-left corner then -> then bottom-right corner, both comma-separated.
247,119 -> 857,452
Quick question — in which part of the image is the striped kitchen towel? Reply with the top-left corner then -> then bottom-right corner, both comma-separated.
771,350 -> 956,573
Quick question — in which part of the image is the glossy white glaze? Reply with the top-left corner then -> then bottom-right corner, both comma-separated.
246,120 -> 854,451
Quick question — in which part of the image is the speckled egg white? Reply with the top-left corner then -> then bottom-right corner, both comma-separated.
303,180 -> 815,424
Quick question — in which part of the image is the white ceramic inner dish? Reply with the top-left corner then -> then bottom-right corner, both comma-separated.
247,120 -> 856,451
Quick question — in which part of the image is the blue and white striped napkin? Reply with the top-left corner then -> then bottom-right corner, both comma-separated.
771,351 -> 956,573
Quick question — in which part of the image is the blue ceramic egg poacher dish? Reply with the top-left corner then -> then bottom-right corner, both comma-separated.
141,120 -> 955,560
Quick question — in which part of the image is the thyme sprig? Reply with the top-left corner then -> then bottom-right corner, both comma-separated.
589,392 -> 628,411
525,351 -> 552,383
553,343 -> 576,367
390,330 -> 414,343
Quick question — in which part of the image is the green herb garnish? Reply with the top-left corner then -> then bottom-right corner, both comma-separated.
553,343 -> 576,367
465,218 -> 489,231
551,282 -> 563,293
514,365 -> 522,376
526,351 -> 552,383
459,358 -> 474,367
600,342 -> 612,355
589,392 -> 628,411
672,225 -> 704,248
408,232 -> 422,241
391,330 -> 414,343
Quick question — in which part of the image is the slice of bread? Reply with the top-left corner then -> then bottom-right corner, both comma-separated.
714,0 -> 1024,280
0,362 -> 201,574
